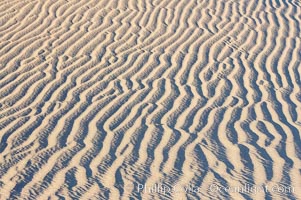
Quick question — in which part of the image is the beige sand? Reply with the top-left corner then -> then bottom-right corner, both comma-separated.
0,0 -> 301,199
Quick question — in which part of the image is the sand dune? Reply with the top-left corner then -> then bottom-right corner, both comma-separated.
0,0 -> 301,199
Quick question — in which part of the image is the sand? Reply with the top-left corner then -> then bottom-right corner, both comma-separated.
0,0 -> 301,199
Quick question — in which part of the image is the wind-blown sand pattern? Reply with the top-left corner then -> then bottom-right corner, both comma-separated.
0,0 -> 301,199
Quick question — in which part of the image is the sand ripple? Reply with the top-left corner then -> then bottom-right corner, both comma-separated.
0,0 -> 301,199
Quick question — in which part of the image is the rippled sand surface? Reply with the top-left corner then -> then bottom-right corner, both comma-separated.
0,0 -> 301,199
